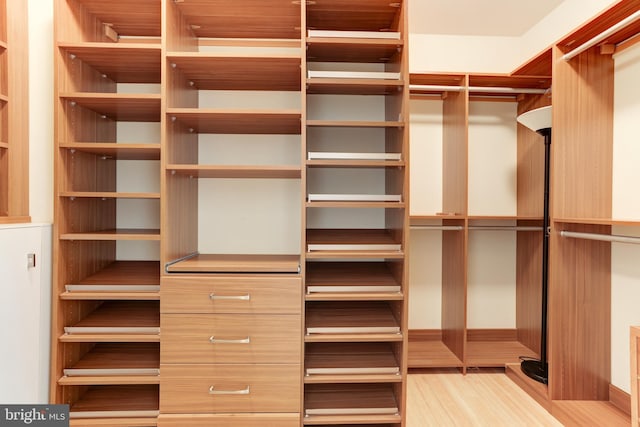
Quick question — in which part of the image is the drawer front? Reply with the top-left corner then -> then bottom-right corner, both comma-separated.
161,276 -> 302,314
161,314 -> 301,364
160,364 -> 301,413
158,413 -> 300,427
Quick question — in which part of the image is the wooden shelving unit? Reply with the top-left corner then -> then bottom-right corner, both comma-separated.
51,0 -> 162,423
0,0 -> 29,223
304,1 -> 409,425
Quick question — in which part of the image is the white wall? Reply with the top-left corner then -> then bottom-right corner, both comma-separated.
610,44 -> 640,394
0,223 -> 51,403
28,0 -> 54,223
410,0 -> 618,74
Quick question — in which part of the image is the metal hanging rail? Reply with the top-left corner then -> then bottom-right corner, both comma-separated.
410,225 -> 463,231
409,84 -> 548,94
468,226 -> 542,231
562,10 -> 640,61
560,230 -> 640,245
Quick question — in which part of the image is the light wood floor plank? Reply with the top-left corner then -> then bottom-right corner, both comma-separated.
408,370 -> 563,426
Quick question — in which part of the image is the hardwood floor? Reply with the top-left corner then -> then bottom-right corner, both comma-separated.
408,369 -> 563,426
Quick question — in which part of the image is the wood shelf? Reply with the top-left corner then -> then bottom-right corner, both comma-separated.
63,301 -> 159,332
165,253 -> 301,274
305,343 -> 400,383
166,164 -> 301,179
69,0 -> 161,38
306,201 -> 405,209
0,93 -> 8,103
306,301 -> 402,340
307,160 -> 405,168
60,192 -> 160,199
167,108 -> 301,134
59,143 -> 160,160
306,0 -> 403,33
59,343 -> 159,385
306,262 -> 402,301
466,340 -> 538,368
57,43 -> 161,83
172,0 -> 301,40
306,229 -> 403,259
306,120 -> 404,128
0,141 -> 8,149
306,38 -> 403,63
304,384 -> 400,423
69,384 -> 159,419
167,53 -> 301,91
60,261 -> 160,301
60,229 -> 161,241
306,78 -> 404,95
408,338 -> 464,369
60,93 -> 161,122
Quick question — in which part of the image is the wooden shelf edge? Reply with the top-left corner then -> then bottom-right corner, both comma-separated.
0,216 -> 32,224
302,414 -> 402,425
60,292 -> 160,301
59,334 -> 160,343
554,217 -> 640,227
59,375 -> 160,386
60,192 -> 160,199
69,417 -> 157,427
59,229 -> 161,241
304,374 -> 403,384
305,292 -> 404,301
305,334 -> 404,343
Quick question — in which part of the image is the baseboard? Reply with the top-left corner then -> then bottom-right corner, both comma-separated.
408,329 -> 442,341
609,383 -> 631,416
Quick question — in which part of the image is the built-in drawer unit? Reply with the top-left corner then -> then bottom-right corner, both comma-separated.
161,276 -> 302,314
160,364 -> 301,413
161,313 -> 301,364
157,413 -> 300,427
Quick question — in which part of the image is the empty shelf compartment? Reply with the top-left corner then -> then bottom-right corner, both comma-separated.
63,343 -> 159,377
307,229 -> 402,252
306,302 -> 401,335
304,384 -> 399,416
307,30 -> 401,39
308,194 -> 402,203
305,343 -> 400,376
63,301 -> 160,335
68,384 -> 159,419
306,262 -> 402,294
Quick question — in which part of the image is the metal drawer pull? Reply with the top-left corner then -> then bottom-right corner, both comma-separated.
209,336 -> 251,344
209,386 -> 250,395
209,293 -> 250,301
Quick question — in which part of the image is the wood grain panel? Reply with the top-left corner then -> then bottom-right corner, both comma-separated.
551,45 -> 613,220
442,78 -> 468,216
551,400 -> 629,427
160,364 -> 301,413
441,221 -> 467,366
161,276 -> 301,314
161,314 -> 301,364
158,413 -> 299,427
516,228 -> 543,353
306,0 -> 403,32
549,223 -> 611,400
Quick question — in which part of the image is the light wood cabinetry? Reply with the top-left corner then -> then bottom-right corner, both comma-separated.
303,1 -> 408,425
409,74 -> 550,372
0,0 -> 29,223
52,1 -> 409,425
52,0 -> 161,424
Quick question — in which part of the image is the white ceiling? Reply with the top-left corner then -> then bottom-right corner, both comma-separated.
409,0 -> 566,36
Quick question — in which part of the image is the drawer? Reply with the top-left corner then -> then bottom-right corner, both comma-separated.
160,364 -> 301,413
161,276 -> 302,314
161,313 -> 301,364
158,413 -> 300,427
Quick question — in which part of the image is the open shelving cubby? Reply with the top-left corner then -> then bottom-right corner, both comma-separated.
408,72 -> 551,372
304,0 -> 409,425
52,0 -> 162,424
162,0 -> 303,275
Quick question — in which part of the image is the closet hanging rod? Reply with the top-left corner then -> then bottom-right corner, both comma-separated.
410,225 -> 463,231
560,230 -> 640,245
468,226 -> 542,231
562,10 -> 640,61
409,84 -> 549,94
